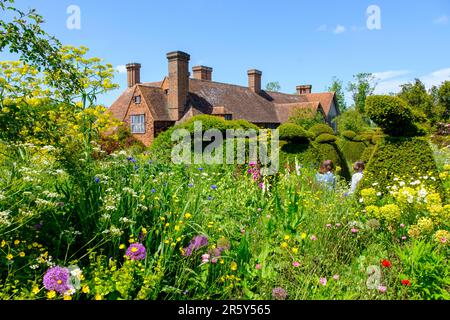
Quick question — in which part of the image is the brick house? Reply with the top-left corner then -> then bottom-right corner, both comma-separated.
109,51 -> 340,146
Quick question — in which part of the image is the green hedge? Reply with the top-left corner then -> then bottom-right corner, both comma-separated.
338,139 -> 368,163
360,145 -> 375,164
279,140 -> 321,168
360,137 -> 443,195
309,124 -> 335,138
316,133 -> 337,144
366,95 -> 419,136
278,123 -> 311,144
342,130 -> 357,140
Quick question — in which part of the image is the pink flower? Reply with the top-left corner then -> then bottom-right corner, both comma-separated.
257,208 -> 262,212
319,277 -> 327,286
255,264 -> 262,270
266,214 -> 271,219
211,258 -> 218,264
401,236 -> 407,240
240,229 -> 246,234
440,237 -> 447,244
351,228 -> 359,233
259,182 -> 265,189
333,274 -> 340,281
201,253 -> 210,263
326,224 -> 332,229
292,261 -> 300,268
400,223 -> 405,228
310,235 -> 317,241
378,285 -> 387,293
335,223 -> 341,228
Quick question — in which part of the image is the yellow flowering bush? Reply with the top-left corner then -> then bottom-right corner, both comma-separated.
360,188 -> 378,205
417,217 -> 434,234
378,204 -> 401,224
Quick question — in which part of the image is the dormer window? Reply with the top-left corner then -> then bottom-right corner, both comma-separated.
134,95 -> 141,104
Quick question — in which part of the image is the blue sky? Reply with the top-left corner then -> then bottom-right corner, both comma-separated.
1,0 -> 450,106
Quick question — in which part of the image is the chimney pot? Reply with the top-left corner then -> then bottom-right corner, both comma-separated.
192,66 -> 213,81
296,85 -> 312,95
248,69 -> 262,93
126,63 -> 141,87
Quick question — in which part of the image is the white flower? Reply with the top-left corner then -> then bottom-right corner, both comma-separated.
0,192 -> 5,201
0,210 -> 11,226
399,181 -> 405,187
70,268 -> 83,279
376,192 -> 382,196
372,182 -> 379,186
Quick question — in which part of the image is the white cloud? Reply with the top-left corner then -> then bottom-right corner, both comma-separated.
421,68 -> 450,88
317,24 -> 327,32
373,70 -> 411,81
116,65 -> 127,74
373,68 -> 450,95
333,25 -> 346,34
433,15 -> 448,25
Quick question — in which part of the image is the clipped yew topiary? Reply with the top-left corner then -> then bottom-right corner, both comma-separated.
361,137 -> 442,193
278,123 -> 311,144
316,133 -> 338,144
365,95 -> 419,137
362,95 -> 443,197
309,123 -> 335,138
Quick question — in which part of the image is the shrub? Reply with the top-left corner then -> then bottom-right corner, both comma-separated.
361,137 -> 443,195
338,139 -> 368,163
309,124 -> 335,138
360,145 -> 375,164
342,130 -> 357,140
279,141 -> 321,168
278,123 -> 311,144
365,95 -> 419,136
181,115 -> 228,133
316,133 -> 337,144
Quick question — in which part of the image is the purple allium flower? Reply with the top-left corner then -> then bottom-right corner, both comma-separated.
94,177 -> 100,183
210,185 -> 217,190
272,287 -> 288,300
126,243 -> 147,261
198,167 -> 203,171
43,266 -> 71,294
319,277 -> 327,286
127,156 -> 137,163
183,235 -> 208,256
151,188 -> 156,193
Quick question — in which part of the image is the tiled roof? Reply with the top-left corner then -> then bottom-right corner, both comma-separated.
109,79 -> 337,123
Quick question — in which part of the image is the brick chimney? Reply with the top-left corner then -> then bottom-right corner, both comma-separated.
296,85 -> 312,94
248,69 -> 262,93
126,63 -> 141,87
167,51 -> 190,120
192,66 -> 212,81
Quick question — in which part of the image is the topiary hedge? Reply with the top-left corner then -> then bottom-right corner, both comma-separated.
366,95 -> 419,136
342,130 -> 357,140
279,140 -> 321,168
360,137 -> 443,195
278,123 -> 311,144
316,133 -> 338,144
309,124 -> 335,138
338,139 -> 368,163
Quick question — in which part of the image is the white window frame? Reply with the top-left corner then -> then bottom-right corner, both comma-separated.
134,95 -> 141,104
131,114 -> 145,134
